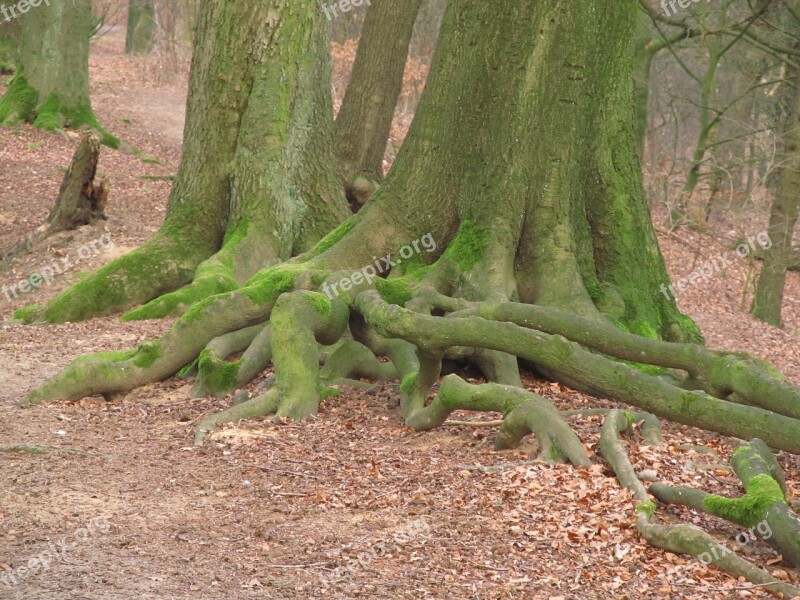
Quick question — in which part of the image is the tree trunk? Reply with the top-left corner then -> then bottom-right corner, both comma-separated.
0,0 -> 117,147
334,0 -> 423,209
0,19 -> 17,73
125,0 -> 155,55
14,0 -> 350,324
751,61 -> 800,327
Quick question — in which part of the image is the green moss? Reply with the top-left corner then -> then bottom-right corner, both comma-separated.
123,270 -> 238,321
703,474 -> 786,528
303,291 -> 332,316
240,264 -> 308,306
444,219 -> 488,270
32,93 -> 64,130
318,385 -> 341,401
306,219 -> 357,259
624,410 -> 637,429
198,349 -> 241,395
0,71 -> 38,124
375,277 -> 415,306
176,357 -> 199,378
636,500 -> 657,515
399,372 -> 418,394
13,304 -> 44,323
132,341 -> 163,368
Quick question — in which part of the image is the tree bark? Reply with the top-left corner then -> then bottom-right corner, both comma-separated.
751,60 -> 800,327
334,0 -> 423,209
125,0 -> 156,55
0,0 -> 117,147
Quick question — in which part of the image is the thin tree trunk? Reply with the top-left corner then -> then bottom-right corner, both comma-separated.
751,63 -> 800,327
126,0 -> 156,55
334,0 -> 423,209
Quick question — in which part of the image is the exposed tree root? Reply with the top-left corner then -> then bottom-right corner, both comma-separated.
600,410 -> 800,599
191,324 -> 266,397
651,439 -> 800,567
356,292 -> 800,453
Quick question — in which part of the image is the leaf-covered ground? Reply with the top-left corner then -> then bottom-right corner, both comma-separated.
1,24 -> 799,600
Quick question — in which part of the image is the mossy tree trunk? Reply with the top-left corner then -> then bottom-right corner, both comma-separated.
14,0 -> 350,324
125,0 -> 155,55
334,0 -> 423,209
0,0 -> 117,147
751,59 -> 800,327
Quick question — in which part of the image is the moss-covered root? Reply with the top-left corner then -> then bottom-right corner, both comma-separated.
194,291 -> 350,444
22,289 -> 273,406
403,374 -> 590,467
191,324 -> 266,398
600,410 -> 800,598
650,439 -> 800,567
13,233 -> 209,324
458,302 -> 800,420
319,340 -> 397,382
355,291 -> 800,454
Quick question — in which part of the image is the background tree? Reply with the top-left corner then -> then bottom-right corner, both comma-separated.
126,0 -> 155,55
0,0 -> 117,147
334,0 -> 423,208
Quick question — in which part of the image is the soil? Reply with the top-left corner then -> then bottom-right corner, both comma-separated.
1,24 -> 800,600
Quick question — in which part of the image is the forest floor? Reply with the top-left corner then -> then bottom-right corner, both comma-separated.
1,25 -> 800,600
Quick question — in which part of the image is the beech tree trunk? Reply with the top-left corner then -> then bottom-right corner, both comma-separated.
334,0 -> 423,208
125,0 -> 155,55
751,60 -> 800,327
0,0 -> 117,147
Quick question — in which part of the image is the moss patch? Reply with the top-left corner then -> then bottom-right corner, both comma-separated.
444,219 -> 488,271
240,264 -> 308,307
400,372 -> 418,394
303,291 -> 332,316
198,349 -> 241,395
703,474 -> 786,528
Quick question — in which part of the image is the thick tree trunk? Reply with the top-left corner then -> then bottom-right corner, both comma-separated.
334,0 -> 423,208
0,0 -> 117,147
751,63 -> 800,327
14,0 -> 350,324
125,0 -> 155,55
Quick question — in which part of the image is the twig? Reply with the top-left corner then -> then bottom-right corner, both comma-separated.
0,444 -> 109,458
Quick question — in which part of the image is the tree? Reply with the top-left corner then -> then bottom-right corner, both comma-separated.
0,0 -> 117,147
751,46 -> 800,326
334,0 -> 422,208
0,17 -> 17,73
13,1 -> 800,591
125,0 -> 155,55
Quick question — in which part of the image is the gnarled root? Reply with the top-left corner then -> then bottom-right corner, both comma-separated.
600,410 -> 800,598
650,438 -> 800,567
193,290 -> 350,444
